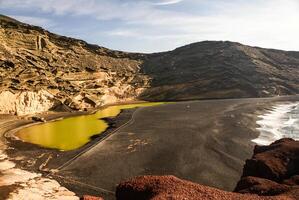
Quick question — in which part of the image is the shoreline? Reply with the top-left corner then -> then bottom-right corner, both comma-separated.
3,95 -> 299,149
252,101 -> 299,145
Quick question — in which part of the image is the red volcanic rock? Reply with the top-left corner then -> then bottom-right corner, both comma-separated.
235,138 -> 299,197
240,138 -> 299,182
235,176 -> 291,195
116,175 -> 294,200
81,195 -> 104,200
283,175 -> 299,186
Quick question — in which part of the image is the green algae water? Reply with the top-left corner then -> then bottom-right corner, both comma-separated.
16,102 -> 164,151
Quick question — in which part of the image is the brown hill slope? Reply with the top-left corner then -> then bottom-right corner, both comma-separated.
140,41 -> 299,100
0,15 -> 298,114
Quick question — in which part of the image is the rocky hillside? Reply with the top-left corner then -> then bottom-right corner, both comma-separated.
141,41 -> 299,101
0,14 -> 299,115
0,15 -> 149,115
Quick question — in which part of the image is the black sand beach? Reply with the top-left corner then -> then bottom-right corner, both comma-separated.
1,96 -> 299,200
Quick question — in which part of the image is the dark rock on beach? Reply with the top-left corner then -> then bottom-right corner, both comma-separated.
31,116 -> 46,122
235,138 -> 299,196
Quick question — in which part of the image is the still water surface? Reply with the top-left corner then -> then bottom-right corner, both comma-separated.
16,102 -> 164,151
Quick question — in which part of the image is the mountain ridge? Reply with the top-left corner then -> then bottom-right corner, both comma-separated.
140,40 -> 299,100
0,14 -> 298,115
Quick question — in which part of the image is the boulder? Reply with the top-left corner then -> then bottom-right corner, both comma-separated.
240,138 -> 299,182
235,138 -> 299,197
81,195 -> 104,200
31,116 -> 46,122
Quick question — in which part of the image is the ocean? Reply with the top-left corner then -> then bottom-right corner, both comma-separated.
252,102 -> 299,146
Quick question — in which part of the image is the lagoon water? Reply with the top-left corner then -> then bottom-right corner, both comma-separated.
252,102 -> 299,145
16,102 -> 164,151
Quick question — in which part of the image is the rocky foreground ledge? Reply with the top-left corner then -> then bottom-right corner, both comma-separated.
114,138 -> 299,200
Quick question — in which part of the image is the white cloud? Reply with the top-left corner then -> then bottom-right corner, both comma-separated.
1,0 -> 299,52
152,0 -> 184,6
107,29 -> 140,37
108,0 -> 299,51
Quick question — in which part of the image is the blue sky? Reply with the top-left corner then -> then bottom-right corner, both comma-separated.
0,0 -> 299,53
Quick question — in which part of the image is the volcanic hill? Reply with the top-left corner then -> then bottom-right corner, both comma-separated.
0,14 -> 298,115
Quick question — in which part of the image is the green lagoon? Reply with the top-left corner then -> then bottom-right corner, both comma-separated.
16,102 -> 164,151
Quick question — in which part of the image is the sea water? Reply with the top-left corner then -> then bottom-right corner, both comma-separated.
252,102 -> 299,145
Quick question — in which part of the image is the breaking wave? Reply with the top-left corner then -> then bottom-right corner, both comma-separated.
252,102 -> 299,146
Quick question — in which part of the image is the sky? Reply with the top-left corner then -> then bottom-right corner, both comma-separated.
0,0 -> 299,53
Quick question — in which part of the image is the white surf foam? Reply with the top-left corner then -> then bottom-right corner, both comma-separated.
252,102 -> 299,146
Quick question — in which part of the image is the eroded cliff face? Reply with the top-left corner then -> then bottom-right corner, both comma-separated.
0,90 -> 59,115
0,16 -> 150,115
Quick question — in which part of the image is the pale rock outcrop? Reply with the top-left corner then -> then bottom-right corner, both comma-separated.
0,150 -> 79,200
0,90 -> 59,115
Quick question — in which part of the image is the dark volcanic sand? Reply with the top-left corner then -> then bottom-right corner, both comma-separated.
52,96 -> 299,200
2,96 -> 299,199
